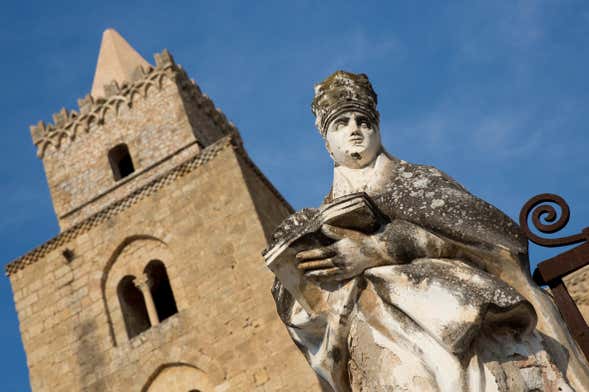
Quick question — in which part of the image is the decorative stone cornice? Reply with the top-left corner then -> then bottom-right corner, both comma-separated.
6,136 -> 232,276
5,134 -> 292,276
30,49 -> 238,158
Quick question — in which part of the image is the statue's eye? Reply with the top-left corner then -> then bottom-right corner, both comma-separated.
334,119 -> 347,129
355,116 -> 370,129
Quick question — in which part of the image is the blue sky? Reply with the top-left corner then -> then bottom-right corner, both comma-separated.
2,1 -> 589,389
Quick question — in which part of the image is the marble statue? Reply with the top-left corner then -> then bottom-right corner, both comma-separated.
267,71 -> 589,391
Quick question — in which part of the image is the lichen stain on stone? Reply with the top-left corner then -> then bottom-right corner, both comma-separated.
431,199 -> 445,209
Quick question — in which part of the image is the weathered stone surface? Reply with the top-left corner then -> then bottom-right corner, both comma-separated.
269,70 -> 589,391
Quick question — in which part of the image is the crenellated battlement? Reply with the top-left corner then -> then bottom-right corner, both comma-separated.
31,49 -> 238,158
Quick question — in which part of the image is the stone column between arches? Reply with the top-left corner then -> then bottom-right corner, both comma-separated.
134,274 -> 160,327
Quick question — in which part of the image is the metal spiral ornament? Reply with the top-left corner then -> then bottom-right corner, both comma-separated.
519,193 -> 587,247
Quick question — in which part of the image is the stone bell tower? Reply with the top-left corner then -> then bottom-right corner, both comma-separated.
7,29 -> 321,391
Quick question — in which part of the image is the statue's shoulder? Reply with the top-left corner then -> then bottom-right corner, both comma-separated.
391,159 -> 468,193
395,159 -> 443,176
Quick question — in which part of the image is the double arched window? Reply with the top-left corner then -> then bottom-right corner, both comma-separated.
117,260 -> 178,339
104,237 -> 182,346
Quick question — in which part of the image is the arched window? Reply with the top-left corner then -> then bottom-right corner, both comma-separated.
117,275 -> 151,339
143,364 -> 215,392
108,144 -> 135,180
145,260 -> 178,322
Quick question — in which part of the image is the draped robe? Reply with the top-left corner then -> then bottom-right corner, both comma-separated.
270,153 -> 589,391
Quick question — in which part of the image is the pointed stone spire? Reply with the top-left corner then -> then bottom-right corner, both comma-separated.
90,29 -> 151,97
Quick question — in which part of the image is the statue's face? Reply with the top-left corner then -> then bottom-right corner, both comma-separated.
325,111 -> 381,169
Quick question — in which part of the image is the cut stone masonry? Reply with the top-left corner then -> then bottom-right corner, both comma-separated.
7,29 -> 322,391
5,134 -> 288,276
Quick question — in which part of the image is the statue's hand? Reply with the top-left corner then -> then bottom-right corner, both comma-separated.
296,224 -> 393,281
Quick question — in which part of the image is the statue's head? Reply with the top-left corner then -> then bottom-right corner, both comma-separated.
312,71 -> 382,169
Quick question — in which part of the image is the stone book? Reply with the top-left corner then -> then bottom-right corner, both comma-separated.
264,192 -> 384,315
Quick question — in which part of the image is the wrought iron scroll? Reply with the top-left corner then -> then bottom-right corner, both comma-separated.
520,193 -> 589,361
519,193 -> 588,248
